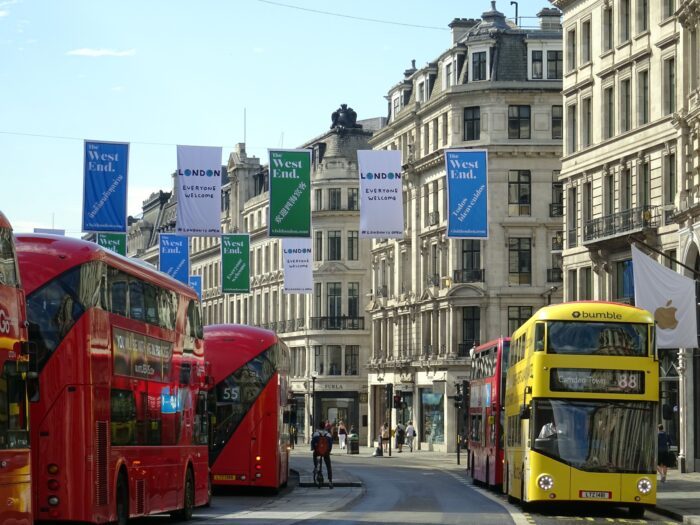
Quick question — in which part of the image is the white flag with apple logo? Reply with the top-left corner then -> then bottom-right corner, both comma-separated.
631,245 -> 698,349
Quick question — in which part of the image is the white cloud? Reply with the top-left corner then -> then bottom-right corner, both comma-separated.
66,48 -> 136,57
0,11 -> 8,17
253,47 -> 265,54
111,85 -> 125,92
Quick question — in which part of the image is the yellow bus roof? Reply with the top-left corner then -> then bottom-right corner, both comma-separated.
513,301 -> 654,338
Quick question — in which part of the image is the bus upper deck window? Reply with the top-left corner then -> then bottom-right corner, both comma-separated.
535,323 -> 545,351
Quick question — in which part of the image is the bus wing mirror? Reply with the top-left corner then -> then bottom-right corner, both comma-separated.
519,404 -> 530,420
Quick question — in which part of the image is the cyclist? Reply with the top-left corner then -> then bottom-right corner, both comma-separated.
311,421 -> 334,489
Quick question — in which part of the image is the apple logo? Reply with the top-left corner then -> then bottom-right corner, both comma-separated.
655,300 -> 679,330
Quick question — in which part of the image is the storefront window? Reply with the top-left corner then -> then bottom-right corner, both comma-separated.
420,388 -> 444,444
328,345 -> 342,376
397,391 -> 413,426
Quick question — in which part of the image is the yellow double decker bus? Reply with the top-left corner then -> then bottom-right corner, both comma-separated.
503,301 -> 658,518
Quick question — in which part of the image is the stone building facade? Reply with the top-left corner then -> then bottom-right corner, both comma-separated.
551,0 -> 696,468
366,4 -> 564,452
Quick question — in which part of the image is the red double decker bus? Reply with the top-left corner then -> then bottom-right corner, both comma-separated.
467,337 -> 509,489
205,324 -> 290,490
17,234 -> 209,524
0,212 -> 32,525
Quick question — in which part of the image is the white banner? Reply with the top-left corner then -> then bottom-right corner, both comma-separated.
632,245 -> 698,348
283,238 -> 313,293
358,150 -> 404,238
176,145 -> 223,236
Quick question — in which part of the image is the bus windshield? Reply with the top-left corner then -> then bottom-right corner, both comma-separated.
532,399 -> 655,473
547,321 -> 648,356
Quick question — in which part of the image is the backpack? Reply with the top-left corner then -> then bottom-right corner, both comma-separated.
397,426 -> 405,439
314,432 -> 330,456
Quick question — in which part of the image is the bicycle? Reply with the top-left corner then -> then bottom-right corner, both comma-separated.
313,453 -> 333,489
313,459 -> 324,488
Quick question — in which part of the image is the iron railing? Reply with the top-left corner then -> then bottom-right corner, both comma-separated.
309,317 -> 365,330
453,269 -> 485,283
550,203 -> 564,217
583,205 -> 660,242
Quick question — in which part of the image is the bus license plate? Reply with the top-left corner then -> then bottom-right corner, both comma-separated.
579,490 -> 611,499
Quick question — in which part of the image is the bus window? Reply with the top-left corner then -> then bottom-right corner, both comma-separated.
129,280 -> 145,321
0,227 -> 18,286
110,389 -> 136,446
535,323 -> 545,351
111,280 -> 127,317
143,283 -> 159,325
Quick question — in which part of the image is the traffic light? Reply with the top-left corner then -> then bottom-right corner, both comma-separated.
385,383 -> 394,409
393,394 -> 402,409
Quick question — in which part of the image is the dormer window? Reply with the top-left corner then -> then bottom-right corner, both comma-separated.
392,95 -> 401,120
472,51 -> 487,81
417,81 -> 426,102
444,61 -> 453,88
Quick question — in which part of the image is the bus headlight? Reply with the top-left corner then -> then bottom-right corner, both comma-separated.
48,496 -> 60,506
637,478 -> 652,495
537,474 -> 554,491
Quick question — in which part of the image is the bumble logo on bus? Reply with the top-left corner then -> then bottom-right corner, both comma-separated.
571,310 -> 622,320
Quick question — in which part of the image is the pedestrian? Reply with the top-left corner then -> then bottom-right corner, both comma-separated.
658,423 -> 672,482
338,420 -> 348,449
395,421 -> 406,453
381,422 -> 390,453
405,421 -> 416,452
289,424 -> 297,449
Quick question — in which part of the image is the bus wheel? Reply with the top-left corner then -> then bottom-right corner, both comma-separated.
171,469 -> 194,521
116,473 -> 129,525
628,504 -> 645,519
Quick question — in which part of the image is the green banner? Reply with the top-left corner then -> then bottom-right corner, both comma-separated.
96,232 -> 127,256
268,149 -> 311,237
221,234 -> 250,293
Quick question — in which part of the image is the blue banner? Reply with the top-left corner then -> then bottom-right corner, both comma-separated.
188,275 -> 202,300
82,141 -> 129,232
445,149 -> 488,239
159,234 -> 189,285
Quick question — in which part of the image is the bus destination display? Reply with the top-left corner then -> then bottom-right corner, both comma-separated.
550,368 -> 644,394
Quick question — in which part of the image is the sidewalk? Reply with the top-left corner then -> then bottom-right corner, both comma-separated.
655,469 -> 700,524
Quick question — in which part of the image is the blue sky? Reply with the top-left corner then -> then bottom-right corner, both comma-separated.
1,0 -> 550,235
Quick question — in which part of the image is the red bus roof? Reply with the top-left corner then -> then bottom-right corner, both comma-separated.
204,324 -> 278,379
15,233 -> 197,299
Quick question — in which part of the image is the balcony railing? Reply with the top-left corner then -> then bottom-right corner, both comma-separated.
583,205 -> 660,243
547,268 -> 563,282
458,341 -> 479,357
295,318 -> 305,330
425,274 -> 440,287
309,316 -> 365,330
453,269 -> 485,283
550,203 -> 564,217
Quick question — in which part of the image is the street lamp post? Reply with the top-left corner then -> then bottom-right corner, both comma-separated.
311,373 -> 317,433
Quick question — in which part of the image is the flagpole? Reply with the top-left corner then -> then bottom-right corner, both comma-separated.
628,236 -> 700,278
